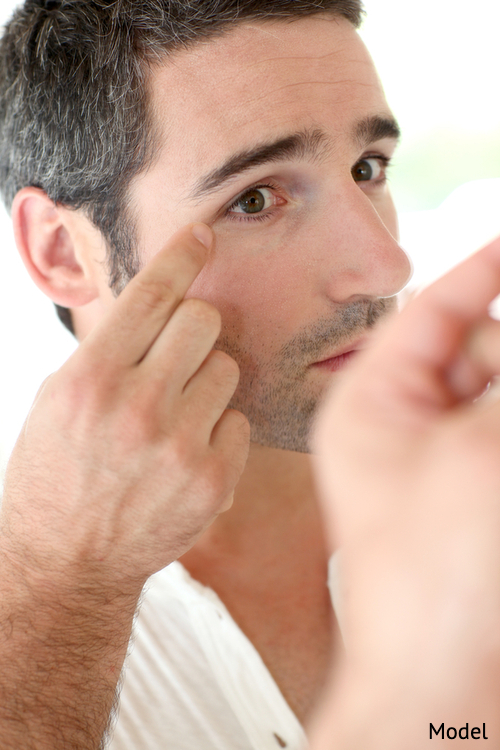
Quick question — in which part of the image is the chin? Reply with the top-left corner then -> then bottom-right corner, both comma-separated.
249,421 -> 314,455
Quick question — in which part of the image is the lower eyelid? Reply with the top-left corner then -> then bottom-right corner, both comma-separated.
226,211 -> 276,224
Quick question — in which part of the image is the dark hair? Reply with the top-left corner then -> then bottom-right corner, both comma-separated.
0,0 -> 365,335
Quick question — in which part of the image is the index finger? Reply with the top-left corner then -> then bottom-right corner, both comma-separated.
83,223 -> 213,369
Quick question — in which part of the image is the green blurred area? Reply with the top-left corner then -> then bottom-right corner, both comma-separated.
390,127 -> 500,213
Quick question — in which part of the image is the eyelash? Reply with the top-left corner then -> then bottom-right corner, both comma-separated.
222,154 -> 393,224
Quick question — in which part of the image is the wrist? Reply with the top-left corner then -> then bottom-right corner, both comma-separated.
0,518 -> 146,612
0,532 -> 141,749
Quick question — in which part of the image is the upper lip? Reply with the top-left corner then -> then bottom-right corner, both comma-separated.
312,337 -> 369,365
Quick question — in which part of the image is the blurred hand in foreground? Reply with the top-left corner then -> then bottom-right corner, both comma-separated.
311,235 -> 500,748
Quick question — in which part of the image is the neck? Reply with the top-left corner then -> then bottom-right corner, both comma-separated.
179,445 -> 336,727
235,442 -> 316,510
183,442 -> 321,561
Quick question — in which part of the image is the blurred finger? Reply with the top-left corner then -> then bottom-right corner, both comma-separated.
341,236 -> 500,419
374,235 -> 500,375
466,317 -> 500,376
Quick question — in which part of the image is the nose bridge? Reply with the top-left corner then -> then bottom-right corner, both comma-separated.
322,186 -> 413,303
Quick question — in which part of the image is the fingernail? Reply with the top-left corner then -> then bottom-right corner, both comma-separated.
191,223 -> 213,249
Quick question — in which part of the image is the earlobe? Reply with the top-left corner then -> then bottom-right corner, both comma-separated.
11,187 -> 99,308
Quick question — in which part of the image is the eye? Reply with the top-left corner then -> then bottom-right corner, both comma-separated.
227,186 -> 275,216
351,156 -> 389,184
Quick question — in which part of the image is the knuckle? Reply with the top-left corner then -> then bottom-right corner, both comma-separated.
225,412 -> 251,465
211,349 -> 240,380
184,236 -> 210,269
234,410 -> 251,440
61,351 -> 122,411
134,277 -> 176,312
54,367 -> 99,417
167,434 -> 196,472
181,298 -> 221,331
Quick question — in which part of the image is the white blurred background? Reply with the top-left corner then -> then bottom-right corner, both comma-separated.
1,0 -> 499,482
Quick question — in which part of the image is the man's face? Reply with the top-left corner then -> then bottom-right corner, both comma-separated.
112,15 -> 412,452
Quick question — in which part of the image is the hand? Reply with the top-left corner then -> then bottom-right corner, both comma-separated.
0,223 -> 250,598
310,236 -> 500,748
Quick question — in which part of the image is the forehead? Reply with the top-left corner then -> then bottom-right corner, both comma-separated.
146,15 -> 390,182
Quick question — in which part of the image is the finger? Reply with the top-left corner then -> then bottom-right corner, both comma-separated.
467,317 -> 500,376
209,408 -> 251,490
140,298 -> 221,393
444,317 -> 500,401
345,236 -> 500,414
82,224 -> 213,370
379,235 -> 500,373
445,349 -> 492,402
182,350 -> 241,440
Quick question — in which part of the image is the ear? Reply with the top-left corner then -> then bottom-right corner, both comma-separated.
11,187 -> 99,308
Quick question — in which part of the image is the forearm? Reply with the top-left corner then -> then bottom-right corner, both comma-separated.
0,547 -> 141,750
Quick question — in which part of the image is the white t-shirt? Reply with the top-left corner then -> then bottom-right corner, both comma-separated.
107,561 -> 318,750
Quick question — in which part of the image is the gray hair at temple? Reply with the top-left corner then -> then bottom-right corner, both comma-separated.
0,0 -> 365,334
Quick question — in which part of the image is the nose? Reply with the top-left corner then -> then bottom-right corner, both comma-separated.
319,186 -> 413,304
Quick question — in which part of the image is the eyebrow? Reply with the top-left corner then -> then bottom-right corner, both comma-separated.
187,115 -> 401,203
354,115 -> 401,149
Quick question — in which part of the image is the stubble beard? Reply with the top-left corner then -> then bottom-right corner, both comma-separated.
216,297 -> 396,453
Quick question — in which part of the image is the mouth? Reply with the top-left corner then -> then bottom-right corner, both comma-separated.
310,337 -> 369,373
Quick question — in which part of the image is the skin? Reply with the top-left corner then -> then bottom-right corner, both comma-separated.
0,223 -> 251,749
58,14 -> 410,452
2,14 -> 411,747
4,11 -> 500,749
127,16 -> 410,453
131,16 -> 410,452
310,235 -> 500,748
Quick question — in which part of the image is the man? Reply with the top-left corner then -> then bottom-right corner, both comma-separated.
0,0 -> 463,747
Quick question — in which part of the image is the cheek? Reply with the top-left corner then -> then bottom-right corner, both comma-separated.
185,242 -> 310,343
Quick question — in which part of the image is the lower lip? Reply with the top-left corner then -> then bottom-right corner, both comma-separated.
312,350 -> 359,372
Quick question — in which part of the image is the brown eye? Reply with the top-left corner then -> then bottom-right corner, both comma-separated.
352,157 -> 384,183
236,189 -> 266,213
230,187 -> 273,215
